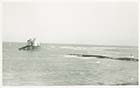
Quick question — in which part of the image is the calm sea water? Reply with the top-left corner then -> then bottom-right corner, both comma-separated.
3,42 -> 138,85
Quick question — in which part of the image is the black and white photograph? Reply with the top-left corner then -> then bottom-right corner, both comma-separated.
1,0 -> 139,86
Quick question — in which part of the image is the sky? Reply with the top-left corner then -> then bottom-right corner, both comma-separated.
2,0 -> 138,46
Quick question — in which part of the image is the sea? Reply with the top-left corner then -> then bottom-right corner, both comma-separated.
2,42 -> 138,85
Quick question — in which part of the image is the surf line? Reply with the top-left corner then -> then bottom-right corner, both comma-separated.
68,54 -> 138,62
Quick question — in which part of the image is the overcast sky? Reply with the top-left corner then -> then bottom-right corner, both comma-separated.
3,0 -> 138,46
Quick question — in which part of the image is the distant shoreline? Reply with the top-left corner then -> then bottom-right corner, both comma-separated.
2,41 -> 138,48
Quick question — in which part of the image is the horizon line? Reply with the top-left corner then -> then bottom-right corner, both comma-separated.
2,41 -> 138,47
